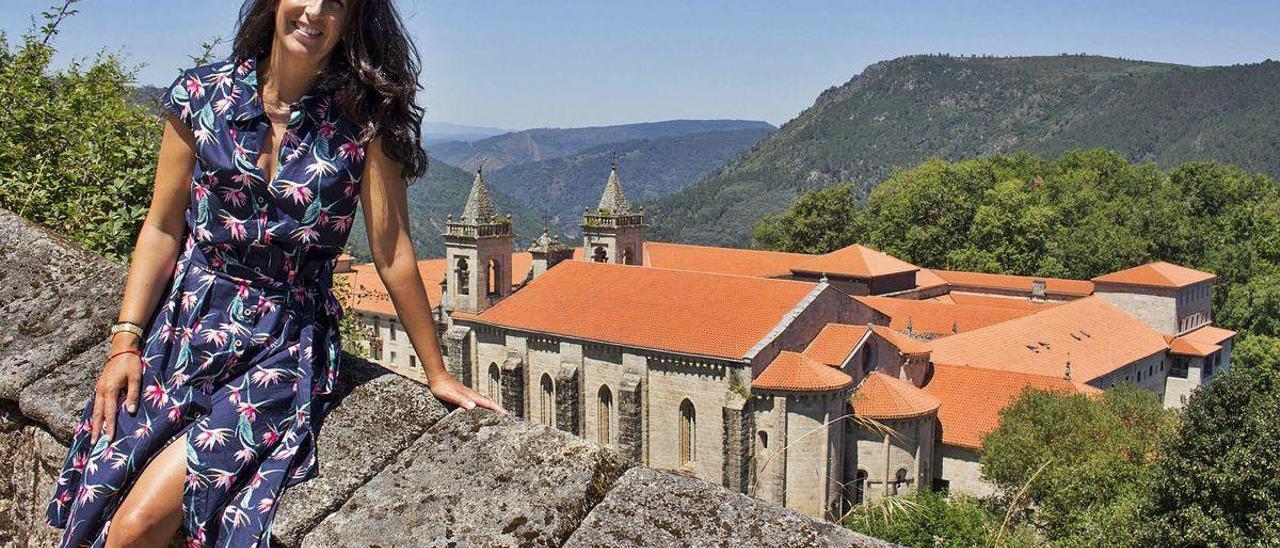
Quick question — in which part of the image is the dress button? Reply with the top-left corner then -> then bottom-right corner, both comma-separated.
256,195 -> 267,207
234,339 -> 244,349
242,308 -> 255,319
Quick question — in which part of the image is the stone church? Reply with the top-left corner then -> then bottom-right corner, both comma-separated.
337,165 -> 1234,519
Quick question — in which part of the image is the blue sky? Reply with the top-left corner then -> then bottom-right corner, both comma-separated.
3,0 -> 1278,129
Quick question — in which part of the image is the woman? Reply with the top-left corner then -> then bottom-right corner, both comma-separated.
44,0 -> 504,546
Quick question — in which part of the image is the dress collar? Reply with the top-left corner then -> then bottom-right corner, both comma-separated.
225,54 -> 334,124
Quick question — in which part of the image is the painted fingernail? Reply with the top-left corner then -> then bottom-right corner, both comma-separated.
127,403 -> 137,414
465,400 -> 476,409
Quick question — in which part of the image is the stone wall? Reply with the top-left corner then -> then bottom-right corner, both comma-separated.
0,209 -> 892,547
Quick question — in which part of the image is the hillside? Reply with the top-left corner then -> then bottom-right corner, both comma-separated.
346,158 -> 547,260
646,54 -> 1280,247
482,127 -> 772,237
429,119 -> 774,172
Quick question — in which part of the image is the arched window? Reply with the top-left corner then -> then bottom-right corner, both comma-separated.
540,373 -> 556,427
455,257 -> 470,295
592,246 -> 608,263
487,363 -> 500,400
598,385 -> 613,446
487,258 -> 500,296
621,246 -> 633,265
893,468 -> 909,495
855,469 -> 868,504
679,399 -> 696,466
757,430 -> 769,453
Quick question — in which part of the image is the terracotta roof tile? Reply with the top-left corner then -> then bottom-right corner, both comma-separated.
642,241 -> 811,278
933,270 -> 1094,297
924,364 -> 1098,448
790,244 -> 919,279
338,260 -> 447,316
925,297 -> 1169,382
802,324 -> 871,367
1092,261 -> 1216,288
854,295 -> 1039,336
937,293 -> 1063,311
870,325 -> 930,355
753,351 -> 853,392
852,372 -> 940,419
1169,325 -> 1237,356
914,268 -> 949,291
466,261 -> 820,359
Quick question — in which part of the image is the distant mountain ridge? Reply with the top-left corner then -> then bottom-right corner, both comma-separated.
482,127 -> 773,237
429,119 -> 775,172
646,54 -> 1280,247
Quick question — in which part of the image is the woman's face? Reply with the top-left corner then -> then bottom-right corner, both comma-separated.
274,0 -> 350,61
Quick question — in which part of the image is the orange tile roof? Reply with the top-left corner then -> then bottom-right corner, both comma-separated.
462,260 -> 820,360
933,270 -> 1094,297
854,296 -> 1038,336
914,268 -> 949,291
1167,337 -> 1219,357
802,324 -> 872,366
1092,261 -> 1216,288
753,351 -> 853,392
940,292 -> 1063,311
870,325 -> 930,355
852,372 -> 940,420
924,363 -> 1099,449
338,260 -> 447,316
643,241 -> 811,278
1169,325 -> 1237,357
790,244 -> 919,279
925,297 -> 1169,382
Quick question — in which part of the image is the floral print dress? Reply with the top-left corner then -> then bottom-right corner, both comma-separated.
45,54 -> 367,547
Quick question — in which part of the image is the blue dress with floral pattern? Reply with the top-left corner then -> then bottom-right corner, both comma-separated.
45,54 -> 367,547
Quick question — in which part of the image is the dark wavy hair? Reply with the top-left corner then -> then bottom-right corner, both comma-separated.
232,0 -> 428,181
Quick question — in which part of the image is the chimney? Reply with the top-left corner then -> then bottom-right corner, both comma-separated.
1031,279 -> 1047,301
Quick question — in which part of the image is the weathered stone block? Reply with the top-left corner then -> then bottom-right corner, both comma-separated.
19,342 -> 107,444
271,357 -> 449,546
0,211 -> 125,400
0,408 -> 67,547
565,467 -> 888,548
302,409 -> 631,547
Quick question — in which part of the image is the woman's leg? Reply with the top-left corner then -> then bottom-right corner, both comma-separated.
105,433 -> 188,548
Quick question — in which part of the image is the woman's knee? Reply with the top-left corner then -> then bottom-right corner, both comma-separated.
106,505 -> 171,546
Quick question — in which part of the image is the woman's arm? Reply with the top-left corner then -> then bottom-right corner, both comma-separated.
359,136 -> 505,413
91,112 -> 197,443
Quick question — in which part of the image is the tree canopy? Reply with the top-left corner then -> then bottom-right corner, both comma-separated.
755,149 -> 1280,339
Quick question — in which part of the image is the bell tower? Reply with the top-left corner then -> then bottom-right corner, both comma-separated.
581,158 -> 645,265
443,167 -> 515,314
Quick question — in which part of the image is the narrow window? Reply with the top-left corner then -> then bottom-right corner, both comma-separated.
487,258 -> 500,296
855,469 -> 868,504
389,319 -> 397,341
540,373 -> 556,427
488,363 -> 501,400
679,399 -> 696,465
390,351 -> 397,364
893,468 -> 909,495
598,385 -> 613,445
409,355 -> 416,369
456,257 -> 470,295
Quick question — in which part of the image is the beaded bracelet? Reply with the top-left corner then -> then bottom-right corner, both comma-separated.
105,348 -> 142,363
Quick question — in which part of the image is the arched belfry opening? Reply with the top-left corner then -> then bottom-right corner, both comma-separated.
582,158 -> 645,266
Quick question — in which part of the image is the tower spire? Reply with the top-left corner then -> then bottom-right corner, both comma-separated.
597,156 -> 632,214
461,166 -> 498,224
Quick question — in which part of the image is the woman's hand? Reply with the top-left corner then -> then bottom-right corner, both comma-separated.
428,374 -> 507,414
91,344 -> 143,444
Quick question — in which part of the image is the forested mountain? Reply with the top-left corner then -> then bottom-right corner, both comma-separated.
482,127 -> 772,237
647,54 -> 1280,247
429,119 -> 774,172
345,157 -> 546,260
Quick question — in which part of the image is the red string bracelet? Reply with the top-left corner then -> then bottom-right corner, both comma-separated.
105,348 -> 142,363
